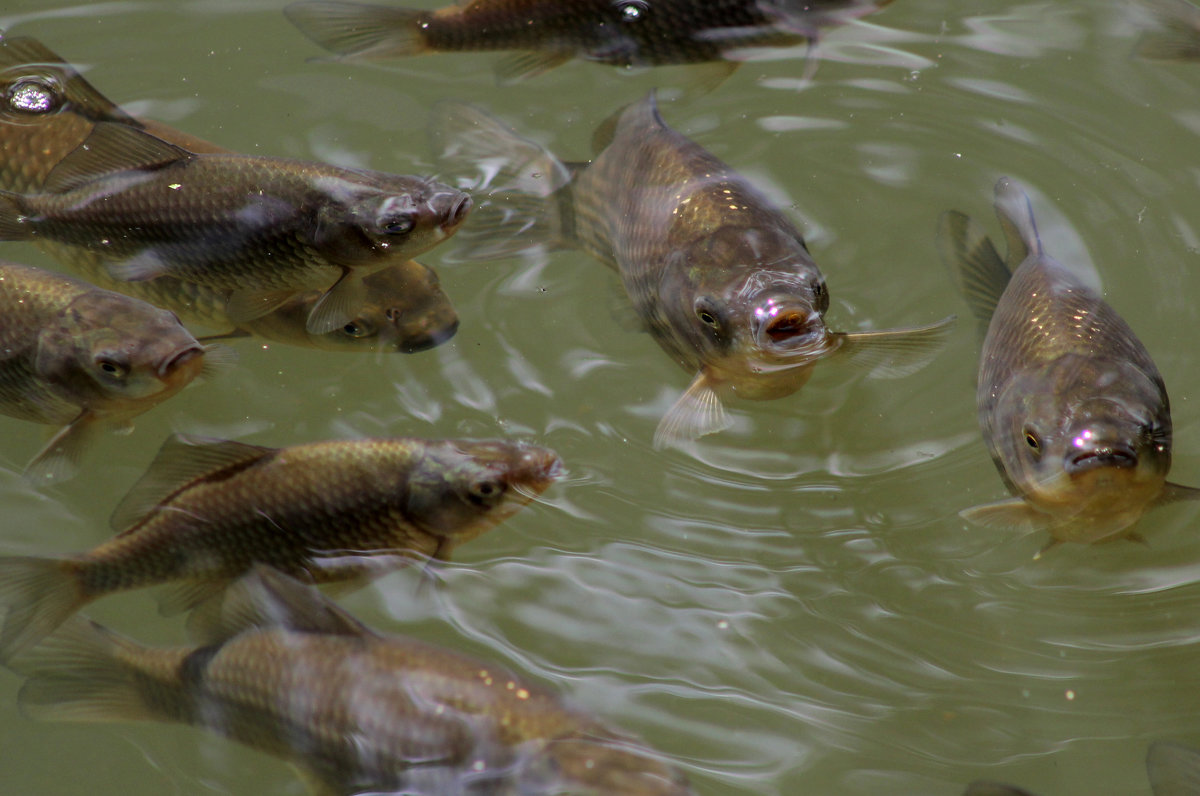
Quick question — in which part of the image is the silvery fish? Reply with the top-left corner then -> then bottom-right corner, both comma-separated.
0,261 -> 228,484
938,177 -> 1199,552
1136,0 -> 1200,61
964,740 -> 1200,795
0,34 -> 460,352
0,120 -> 471,336
432,94 -> 953,448
0,433 -> 562,661
10,566 -> 695,796
286,0 -> 895,81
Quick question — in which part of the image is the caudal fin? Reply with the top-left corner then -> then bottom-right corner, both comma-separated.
0,556 -> 89,663
13,616 -> 160,724
1148,740 -> 1200,795
285,1 -> 428,61
429,101 -> 574,261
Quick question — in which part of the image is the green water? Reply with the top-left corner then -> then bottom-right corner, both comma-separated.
1,1 -> 1200,794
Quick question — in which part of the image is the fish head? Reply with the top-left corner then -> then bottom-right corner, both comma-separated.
992,354 -> 1172,530
405,440 -> 563,549
659,225 -> 830,398
519,734 -> 695,795
320,177 -> 472,265
36,291 -> 207,409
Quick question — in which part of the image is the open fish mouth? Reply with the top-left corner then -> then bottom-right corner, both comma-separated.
396,316 -> 460,353
1066,446 -> 1138,475
432,190 -> 473,236
159,345 -> 205,377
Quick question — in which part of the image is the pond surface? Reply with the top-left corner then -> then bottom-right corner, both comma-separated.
1,1 -> 1200,794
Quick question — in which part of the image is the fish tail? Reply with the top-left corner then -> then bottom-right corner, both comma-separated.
14,616 -> 161,723
1136,0 -> 1200,62
429,101 -> 574,260
284,1 -> 429,61
0,556 -> 90,664
1147,740 -> 1200,794
0,191 -> 33,241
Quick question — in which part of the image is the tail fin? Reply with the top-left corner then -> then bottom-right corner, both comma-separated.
13,616 -> 160,723
284,1 -> 428,61
1147,740 -> 1200,796
429,101 -> 574,260
0,556 -> 89,663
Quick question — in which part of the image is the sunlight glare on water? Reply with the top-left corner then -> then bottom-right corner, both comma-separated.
1,1 -> 1200,794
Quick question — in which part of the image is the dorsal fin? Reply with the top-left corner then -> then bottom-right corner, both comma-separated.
591,91 -> 664,155
992,176 -> 1043,269
937,209 -> 1011,323
44,121 -> 193,193
0,35 -> 136,125
109,433 -> 276,532
190,566 -> 374,644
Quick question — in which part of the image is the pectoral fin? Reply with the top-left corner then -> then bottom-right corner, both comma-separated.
225,288 -> 300,325
1147,740 -> 1200,795
959,497 -> 1051,533
833,314 -> 957,379
24,413 -> 98,486
1156,481 -> 1200,506
305,270 -> 368,335
653,371 -> 732,450
497,50 -> 573,83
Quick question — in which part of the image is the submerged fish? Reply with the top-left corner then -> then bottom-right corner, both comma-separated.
963,739 -> 1200,795
0,120 -> 471,335
938,177 -> 1199,550
0,433 -> 562,661
0,261 -> 226,484
1136,0 -> 1200,61
10,566 -> 694,795
286,0 -> 895,81
0,34 -> 460,352
432,94 -> 953,448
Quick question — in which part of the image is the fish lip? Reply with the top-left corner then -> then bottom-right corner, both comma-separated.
432,190 -> 473,233
398,317 -> 460,353
1065,446 -> 1138,474
159,345 -> 205,377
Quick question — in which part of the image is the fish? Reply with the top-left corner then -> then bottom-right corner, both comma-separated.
0,432 -> 562,661
1136,0 -> 1200,62
0,34 -> 460,352
963,740 -> 1200,795
9,565 -> 695,796
0,120 -> 472,336
0,261 -> 228,484
285,0 -> 896,82
431,94 -> 954,449
938,177 -> 1200,552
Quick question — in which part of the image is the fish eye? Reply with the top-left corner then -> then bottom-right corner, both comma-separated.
338,319 -> 376,339
1023,428 -> 1042,453
381,213 -> 416,236
7,78 -> 60,115
694,297 -> 722,330
95,357 -> 128,378
467,479 -> 506,506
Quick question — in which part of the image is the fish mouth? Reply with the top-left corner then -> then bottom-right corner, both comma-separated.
1065,445 -> 1138,475
397,316 -> 460,353
159,345 -> 205,377
751,304 -> 828,361
432,191 -> 473,236
510,449 -> 566,499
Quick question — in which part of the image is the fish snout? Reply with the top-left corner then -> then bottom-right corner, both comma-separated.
754,303 -> 824,350
512,445 -> 565,488
397,314 -> 460,353
1064,429 -> 1139,475
430,190 -> 473,235
159,345 -> 206,378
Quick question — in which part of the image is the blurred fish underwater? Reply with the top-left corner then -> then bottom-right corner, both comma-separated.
939,177 -> 1199,552
7,566 -> 697,796
431,92 -> 953,449
0,433 -> 562,661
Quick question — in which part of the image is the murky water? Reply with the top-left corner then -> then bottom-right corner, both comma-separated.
2,1 -> 1200,794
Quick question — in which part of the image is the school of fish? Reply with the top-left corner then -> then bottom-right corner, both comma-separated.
0,0 -> 1197,793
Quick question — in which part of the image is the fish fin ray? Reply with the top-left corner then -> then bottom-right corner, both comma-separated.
197,344 -> 239,380
653,371 -> 732,450
1156,481 -> 1200,506
105,249 -> 172,282
154,578 -> 229,618
833,315 -> 957,379
44,122 -> 192,193
0,556 -> 87,664
284,1 -> 427,61
24,414 -> 97,487
937,210 -> 1010,323
0,191 -> 32,241
993,176 -> 1041,265
959,498 -> 1050,533
110,433 -> 276,532
496,50 -> 573,82
1147,740 -> 1200,795
305,270 -> 367,335
188,566 -> 371,644
14,616 -> 157,723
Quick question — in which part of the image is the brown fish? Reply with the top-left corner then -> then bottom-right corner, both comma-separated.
0,261 -> 227,484
0,34 -> 461,352
938,177 -> 1199,552
0,119 -> 471,335
1136,0 -> 1200,61
0,433 -> 562,661
11,566 -> 695,795
432,94 -> 953,448
286,0 -> 895,81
